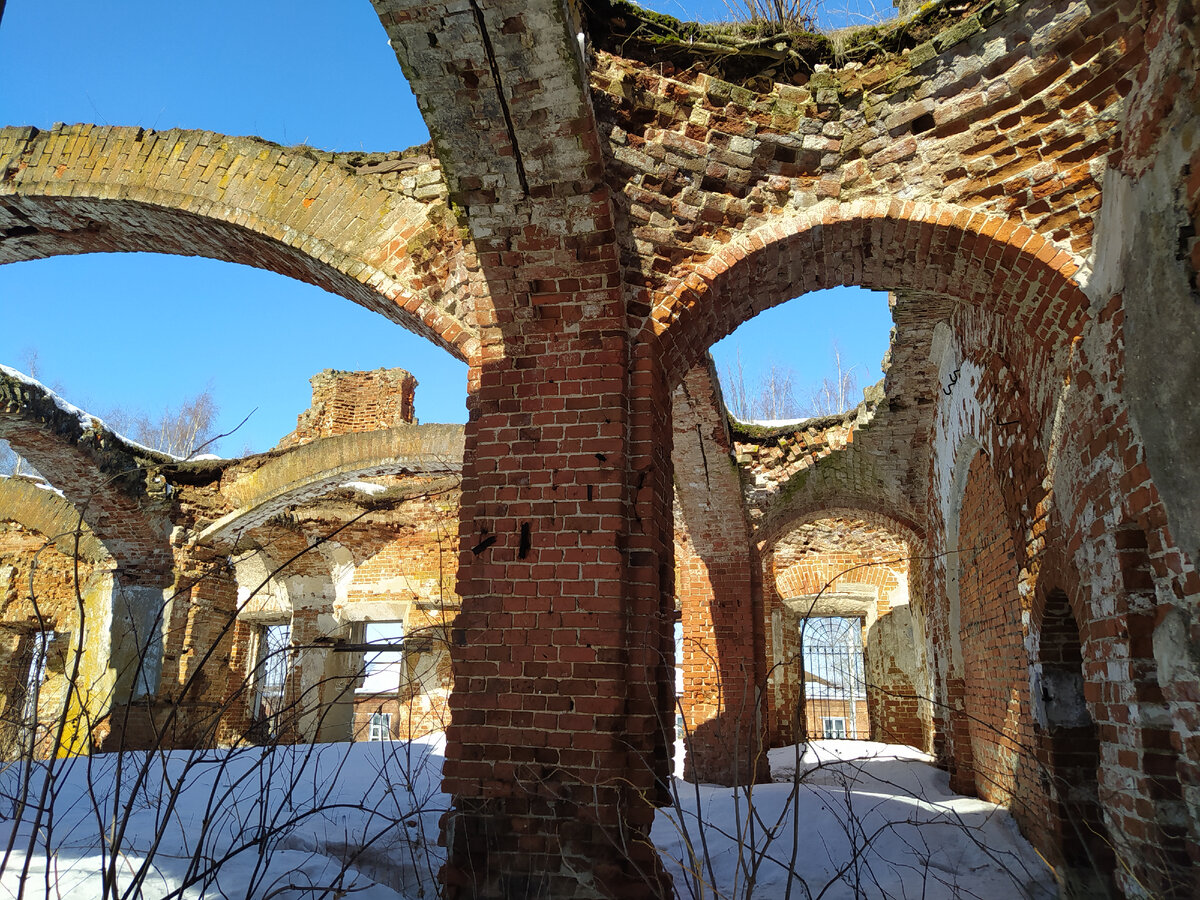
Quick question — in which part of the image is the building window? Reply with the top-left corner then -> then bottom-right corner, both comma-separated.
21,630 -> 53,732
368,712 -> 391,741
822,717 -> 848,740
252,623 -> 290,737
356,622 -> 405,694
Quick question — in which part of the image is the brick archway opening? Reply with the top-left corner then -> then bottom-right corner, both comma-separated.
0,128 -> 479,361
652,203 -> 1088,389
765,513 -> 929,752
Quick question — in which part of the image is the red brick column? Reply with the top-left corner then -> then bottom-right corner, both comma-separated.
672,364 -> 768,786
157,553 -> 240,747
439,201 -> 673,899
763,574 -> 802,748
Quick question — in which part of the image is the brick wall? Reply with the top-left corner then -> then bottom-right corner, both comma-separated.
865,605 -> 927,749
277,368 -> 418,449
220,486 -> 462,748
0,523 -> 90,757
672,362 -> 767,785
955,451 -> 1030,807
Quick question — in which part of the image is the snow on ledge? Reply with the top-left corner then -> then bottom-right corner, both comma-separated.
0,473 -> 66,497
341,480 -> 388,495
0,364 -> 181,461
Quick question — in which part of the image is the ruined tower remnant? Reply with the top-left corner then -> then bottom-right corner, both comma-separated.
278,367 -> 419,449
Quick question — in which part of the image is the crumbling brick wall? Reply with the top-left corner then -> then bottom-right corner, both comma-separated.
337,506 -> 460,742
864,605 -> 926,749
0,523 -> 90,758
925,289 -> 1198,896
277,368 -> 418,449
955,450 -> 1031,808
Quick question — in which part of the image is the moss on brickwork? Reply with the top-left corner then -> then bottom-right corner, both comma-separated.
728,410 -> 851,442
584,0 -> 1025,87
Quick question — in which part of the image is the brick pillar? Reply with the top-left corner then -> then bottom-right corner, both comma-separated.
675,535 -> 768,784
288,590 -> 354,743
763,573 -> 803,748
865,606 -> 926,749
126,551 -> 241,749
672,364 -> 768,785
439,202 -> 673,899
944,676 -> 977,795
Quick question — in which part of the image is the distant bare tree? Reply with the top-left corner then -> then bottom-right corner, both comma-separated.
721,349 -> 753,421
801,343 -> 860,417
131,388 -> 220,458
1,348 -> 221,466
754,364 -> 801,420
721,351 -> 802,421
720,343 -> 862,423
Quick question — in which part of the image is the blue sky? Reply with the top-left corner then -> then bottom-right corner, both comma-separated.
0,0 -> 893,454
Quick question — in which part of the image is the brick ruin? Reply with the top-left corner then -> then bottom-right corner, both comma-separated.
0,366 -> 464,752
1,0 -> 1199,896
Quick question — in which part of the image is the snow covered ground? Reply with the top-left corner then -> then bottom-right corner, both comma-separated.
657,741 -> 1055,900
0,736 -> 1054,899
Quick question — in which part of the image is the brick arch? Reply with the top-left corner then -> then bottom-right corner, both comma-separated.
763,509 -> 920,747
0,476 -> 112,566
200,426 -> 464,546
1057,517 -> 1198,897
648,200 -> 1088,384
0,125 -> 479,360
775,558 -> 900,606
0,369 -> 172,581
770,509 -> 915,609
758,494 -> 925,555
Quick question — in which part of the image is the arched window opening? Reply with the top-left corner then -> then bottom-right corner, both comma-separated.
800,616 -> 866,740
0,251 -> 469,754
769,515 -> 926,749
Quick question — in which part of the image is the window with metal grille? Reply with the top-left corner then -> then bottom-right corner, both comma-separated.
802,617 -> 866,740
252,623 -> 290,737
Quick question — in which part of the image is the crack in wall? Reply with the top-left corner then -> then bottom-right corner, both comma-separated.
468,0 -> 529,197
